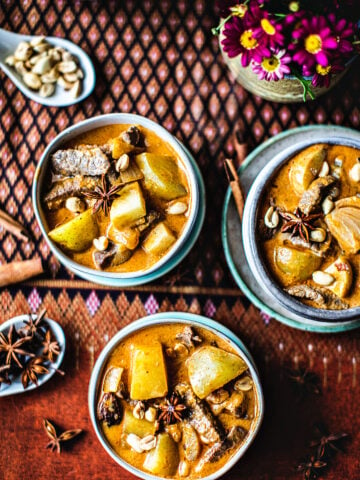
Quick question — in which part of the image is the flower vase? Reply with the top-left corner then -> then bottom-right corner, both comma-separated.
219,33 -> 353,103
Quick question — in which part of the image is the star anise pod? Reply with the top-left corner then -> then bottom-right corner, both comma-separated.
0,364 -> 11,387
21,357 -> 49,388
0,325 -> 33,368
42,330 -> 60,362
43,418 -> 82,454
286,366 -> 321,399
280,208 -> 323,243
296,455 -> 327,480
20,309 -> 47,340
158,393 -> 186,425
310,423 -> 349,459
84,175 -> 121,215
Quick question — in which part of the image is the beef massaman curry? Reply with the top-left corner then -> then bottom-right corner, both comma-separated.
96,324 -> 258,478
43,124 -> 190,272
259,144 -> 360,310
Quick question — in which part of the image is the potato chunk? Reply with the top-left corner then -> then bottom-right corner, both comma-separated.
48,209 -> 98,252
187,346 -> 247,399
275,246 -> 322,282
143,433 -> 179,476
130,343 -> 168,400
325,256 -> 353,298
142,222 -> 176,256
122,410 -> 157,437
135,152 -> 187,200
110,182 -> 146,229
109,137 -> 143,158
289,144 -> 327,196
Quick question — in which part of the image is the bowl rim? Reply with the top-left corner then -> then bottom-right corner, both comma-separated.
242,128 -> 360,322
32,113 -> 200,279
88,312 -> 265,480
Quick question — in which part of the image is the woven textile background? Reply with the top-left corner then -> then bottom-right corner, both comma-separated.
0,1 -> 359,479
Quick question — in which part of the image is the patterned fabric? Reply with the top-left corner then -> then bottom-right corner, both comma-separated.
0,1 -> 359,479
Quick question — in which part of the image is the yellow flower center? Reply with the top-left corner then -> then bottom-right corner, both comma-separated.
316,64 -> 331,75
261,18 -> 276,35
240,30 -> 258,50
261,56 -> 280,72
304,34 -> 322,54
230,4 -> 248,17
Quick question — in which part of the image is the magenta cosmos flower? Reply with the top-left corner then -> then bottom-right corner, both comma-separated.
252,49 -> 291,81
221,16 -> 270,66
327,14 -> 356,55
311,59 -> 344,87
253,14 -> 285,49
290,16 -> 338,75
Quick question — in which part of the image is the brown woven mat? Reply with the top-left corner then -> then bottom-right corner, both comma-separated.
0,1 -> 360,479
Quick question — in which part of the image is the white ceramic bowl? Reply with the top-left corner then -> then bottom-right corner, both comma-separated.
88,312 -> 264,480
32,114 -> 204,285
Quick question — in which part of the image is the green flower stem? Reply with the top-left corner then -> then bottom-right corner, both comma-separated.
293,71 -> 316,101
211,14 -> 232,36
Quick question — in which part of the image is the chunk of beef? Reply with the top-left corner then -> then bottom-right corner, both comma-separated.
298,176 -> 336,215
51,145 -> 111,176
174,383 -> 225,444
44,176 -> 101,210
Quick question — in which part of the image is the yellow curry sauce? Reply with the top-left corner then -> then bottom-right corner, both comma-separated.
44,124 -> 190,273
97,324 -> 258,479
260,144 -> 360,309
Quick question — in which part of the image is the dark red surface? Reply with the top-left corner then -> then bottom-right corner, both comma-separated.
0,1 -> 359,479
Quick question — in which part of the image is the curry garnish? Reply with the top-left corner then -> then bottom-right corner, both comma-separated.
42,330 -> 60,362
97,393 -> 122,427
43,418 -> 82,454
84,174 -> 121,216
310,423 -> 349,459
280,208 -> 323,243
296,455 -> 327,480
21,357 -> 49,388
0,325 -> 33,368
175,326 -> 202,349
286,366 -> 321,398
158,393 -> 187,425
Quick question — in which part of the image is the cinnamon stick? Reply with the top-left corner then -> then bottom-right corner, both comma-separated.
0,209 -> 31,242
224,158 -> 245,222
0,258 -> 43,287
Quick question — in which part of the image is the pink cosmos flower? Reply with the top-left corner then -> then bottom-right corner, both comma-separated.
311,59 -> 344,87
252,49 -> 291,81
290,16 -> 338,75
221,16 -> 270,66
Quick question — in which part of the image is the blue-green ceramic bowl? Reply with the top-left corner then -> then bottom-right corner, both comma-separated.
222,125 -> 360,333
88,312 -> 264,480
32,114 -> 205,287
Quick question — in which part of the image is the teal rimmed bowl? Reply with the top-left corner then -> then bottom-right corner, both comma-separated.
88,312 -> 264,480
222,125 -> 360,333
32,114 -> 205,287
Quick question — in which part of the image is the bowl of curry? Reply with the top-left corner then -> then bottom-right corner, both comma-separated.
243,133 -> 360,322
88,312 -> 264,480
33,114 -> 204,285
